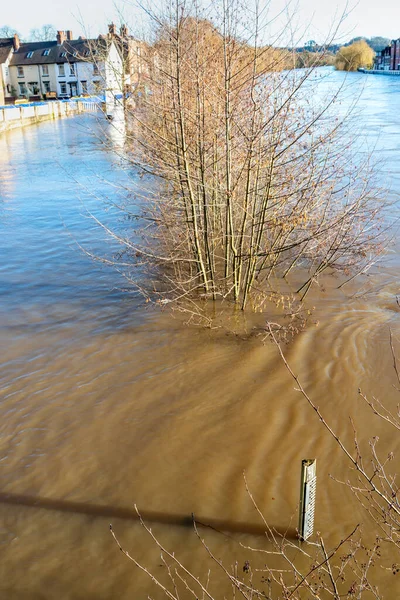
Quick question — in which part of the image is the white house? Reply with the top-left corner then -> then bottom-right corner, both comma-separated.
4,30 -> 124,102
107,23 -> 151,92
0,37 -> 16,104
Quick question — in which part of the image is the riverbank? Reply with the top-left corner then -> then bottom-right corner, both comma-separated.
0,99 -> 100,134
360,68 -> 400,76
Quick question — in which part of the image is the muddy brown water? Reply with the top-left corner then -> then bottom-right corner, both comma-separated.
1,72 -> 400,598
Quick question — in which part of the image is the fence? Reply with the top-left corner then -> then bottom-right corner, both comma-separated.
0,98 -> 101,133
364,69 -> 400,76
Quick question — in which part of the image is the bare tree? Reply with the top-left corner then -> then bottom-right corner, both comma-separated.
90,0 -> 388,325
28,24 -> 57,42
0,25 -> 21,39
110,496 -> 381,599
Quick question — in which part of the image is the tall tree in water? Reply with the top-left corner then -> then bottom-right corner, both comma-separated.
99,0 -> 387,322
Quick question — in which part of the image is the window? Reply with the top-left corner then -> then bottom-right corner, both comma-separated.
28,81 -> 39,94
26,51 -> 34,58
42,65 -> 49,76
5,66 -> 9,76
70,63 -> 75,75
43,81 -> 51,93
17,66 -> 24,77
58,64 -> 65,76
18,82 -> 27,95
59,82 -> 67,95
43,49 -> 50,56
93,80 -> 102,93
61,51 -> 67,58
93,63 -> 99,75
81,80 -> 88,94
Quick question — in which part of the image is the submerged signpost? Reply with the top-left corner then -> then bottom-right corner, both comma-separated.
299,459 -> 317,541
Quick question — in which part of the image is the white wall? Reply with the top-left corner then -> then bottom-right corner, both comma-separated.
0,65 -> 7,104
1,61 -> 13,99
74,61 -> 102,96
8,40 -> 123,99
105,42 -> 124,95
9,63 -> 58,97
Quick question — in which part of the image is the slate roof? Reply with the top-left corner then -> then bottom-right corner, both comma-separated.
0,38 -> 14,64
9,38 -> 110,66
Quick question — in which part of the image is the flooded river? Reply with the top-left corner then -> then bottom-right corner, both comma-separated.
1,71 -> 400,598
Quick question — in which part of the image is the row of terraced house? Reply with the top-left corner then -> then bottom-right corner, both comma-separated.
0,24 -> 150,105
374,39 -> 400,70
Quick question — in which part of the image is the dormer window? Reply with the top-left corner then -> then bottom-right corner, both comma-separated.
85,50 -> 90,57
43,49 -> 50,56
73,51 -> 78,57
61,51 -> 67,58
26,51 -> 34,58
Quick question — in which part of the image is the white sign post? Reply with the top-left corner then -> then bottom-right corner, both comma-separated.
299,459 -> 317,541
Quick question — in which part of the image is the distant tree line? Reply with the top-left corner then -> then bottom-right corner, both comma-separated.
0,24 -> 56,42
346,36 -> 390,52
285,35 -> 390,69
294,36 -> 390,55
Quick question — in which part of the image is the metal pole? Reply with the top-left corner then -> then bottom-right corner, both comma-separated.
298,459 -> 317,541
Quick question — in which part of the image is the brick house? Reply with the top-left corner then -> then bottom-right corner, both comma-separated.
391,39 -> 400,69
374,41 -> 400,70
0,36 -> 17,104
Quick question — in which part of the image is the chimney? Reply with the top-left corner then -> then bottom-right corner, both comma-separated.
57,30 -> 67,45
13,33 -> 20,51
108,23 -> 117,37
66,30 -> 73,41
120,24 -> 129,38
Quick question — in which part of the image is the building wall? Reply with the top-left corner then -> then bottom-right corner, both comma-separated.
9,63 -> 59,97
8,40 -> 123,99
0,66 -> 5,105
393,40 -> 400,70
56,61 -> 84,96
75,61 -> 101,96
126,39 -> 150,89
46,64 -> 61,95
104,42 -> 123,95
1,55 -> 13,102
9,61 -> 100,98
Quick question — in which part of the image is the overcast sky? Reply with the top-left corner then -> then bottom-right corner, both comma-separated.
1,0 -> 399,43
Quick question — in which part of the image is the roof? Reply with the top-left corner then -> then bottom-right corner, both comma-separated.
9,38 -> 111,66
0,38 -> 14,64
